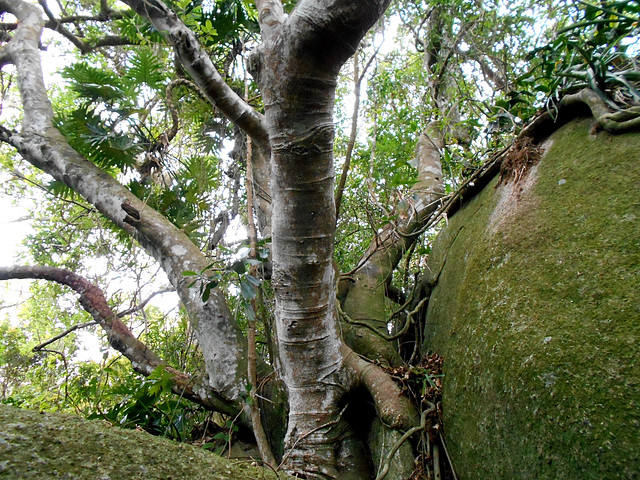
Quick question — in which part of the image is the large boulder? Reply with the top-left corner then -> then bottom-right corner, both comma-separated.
423,117 -> 639,479
0,403 -> 281,479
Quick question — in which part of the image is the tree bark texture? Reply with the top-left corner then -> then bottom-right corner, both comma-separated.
252,0 -> 391,476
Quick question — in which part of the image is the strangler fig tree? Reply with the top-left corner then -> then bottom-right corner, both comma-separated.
0,0 -> 450,477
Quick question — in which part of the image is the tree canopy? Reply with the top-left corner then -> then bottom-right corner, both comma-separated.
0,0 -> 638,478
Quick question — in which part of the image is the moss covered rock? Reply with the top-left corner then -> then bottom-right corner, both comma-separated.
0,403 -> 283,479
423,117 -> 640,479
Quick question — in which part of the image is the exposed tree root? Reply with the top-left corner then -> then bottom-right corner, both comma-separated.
521,88 -> 640,141
375,403 -> 435,480
557,88 -> 640,133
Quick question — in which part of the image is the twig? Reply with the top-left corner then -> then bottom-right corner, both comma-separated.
438,432 -> 459,480
335,48 -> 361,221
116,287 -> 174,317
258,459 -> 281,479
35,347 -> 68,369
11,169 -> 94,212
32,320 -> 98,351
338,297 -> 428,342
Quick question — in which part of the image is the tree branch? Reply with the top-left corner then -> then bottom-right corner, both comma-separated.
33,320 -> 98,352
245,87 -> 276,466
0,0 -> 248,402
335,50 -> 361,221
37,0 -> 134,54
120,0 -> 271,156
254,0 -> 284,37
0,265 -> 238,416
287,0 -> 392,70
116,287 -> 174,318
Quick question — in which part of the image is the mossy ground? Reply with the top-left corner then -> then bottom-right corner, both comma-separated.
424,117 -> 640,479
0,403 -> 283,479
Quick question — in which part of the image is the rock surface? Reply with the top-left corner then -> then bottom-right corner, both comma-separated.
423,117 -> 640,479
0,403 -> 281,479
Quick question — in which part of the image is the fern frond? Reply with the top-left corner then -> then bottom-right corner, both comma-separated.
62,64 -> 125,104
126,47 -> 168,91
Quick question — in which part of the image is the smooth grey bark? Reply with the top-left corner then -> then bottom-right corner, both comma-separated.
252,0 -> 394,476
0,0 -> 246,403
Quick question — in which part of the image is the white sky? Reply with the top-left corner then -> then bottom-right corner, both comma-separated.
0,200 -> 33,319
0,203 -> 31,266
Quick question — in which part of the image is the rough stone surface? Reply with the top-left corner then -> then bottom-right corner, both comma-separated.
423,117 -> 640,479
0,403 -> 283,479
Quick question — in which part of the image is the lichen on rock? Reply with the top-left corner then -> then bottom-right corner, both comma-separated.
0,403 -> 283,479
423,117 -> 640,479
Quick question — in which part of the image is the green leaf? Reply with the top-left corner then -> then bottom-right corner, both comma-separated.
240,280 -> 256,300
244,273 -> 261,287
202,280 -> 218,302
244,302 -> 256,321
62,64 -> 125,104
126,47 -> 167,90
230,260 -> 246,274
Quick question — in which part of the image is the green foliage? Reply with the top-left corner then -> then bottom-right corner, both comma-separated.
128,47 -> 168,90
90,365 -> 202,441
334,1 -> 546,268
56,106 -> 140,171
115,10 -> 165,45
54,44 -> 232,241
64,64 -> 126,105
1,294 -> 207,441
508,1 -> 640,121
0,321 -> 31,401
183,238 -> 269,307
140,308 -> 205,373
171,0 -> 259,53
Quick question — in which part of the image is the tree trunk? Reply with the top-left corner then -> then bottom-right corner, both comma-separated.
251,1 -> 392,476
0,0 -> 429,476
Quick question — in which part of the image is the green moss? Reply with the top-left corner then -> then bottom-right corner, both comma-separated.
424,118 -> 640,479
0,404 -> 283,479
